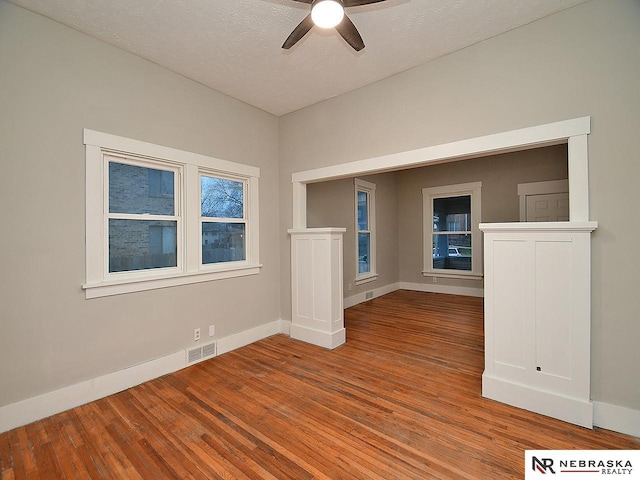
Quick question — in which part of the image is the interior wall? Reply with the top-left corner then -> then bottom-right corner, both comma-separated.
306,146 -> 567,295
307,172 -> 399,298
279,0 -> 640,411
0,1 -> 281,407
2,0 -> 639,419
398,145 -> 568,288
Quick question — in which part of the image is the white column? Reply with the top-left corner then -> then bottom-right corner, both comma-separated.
288,228 -> 346,349
568,134 -> 590,222
292,182 -> 307,229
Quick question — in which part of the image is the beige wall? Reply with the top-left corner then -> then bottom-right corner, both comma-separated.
307,172 -> 399,297
2,0 -> 639,416
398,145 -> 568,286
0,2 -> 280,407
306,146 -> 567,294
280,0 -> 640,410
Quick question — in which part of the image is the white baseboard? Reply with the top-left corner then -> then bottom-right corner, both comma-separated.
482,373 -> 593,428
0,319 -> 286,434
593,401 -> 640,438
217,319 -> 285,355
343,281 -> 482,309
344,282 -> 400,309
4,317 -> 637,440
0,351 -> 185,434
279,319 -> 291,336
399,281 -> 484,298
290,324 -> 346,350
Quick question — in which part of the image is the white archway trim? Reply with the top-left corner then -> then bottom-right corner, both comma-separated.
290,116 -> 597,427
292,116 -> 591,228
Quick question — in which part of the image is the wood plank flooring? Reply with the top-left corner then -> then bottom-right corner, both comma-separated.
1,290 -> 638,479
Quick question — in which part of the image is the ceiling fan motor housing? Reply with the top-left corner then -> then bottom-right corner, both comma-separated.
311,0 -> 345,29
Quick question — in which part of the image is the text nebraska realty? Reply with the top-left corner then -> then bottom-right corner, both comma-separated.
561,459 -> 632,475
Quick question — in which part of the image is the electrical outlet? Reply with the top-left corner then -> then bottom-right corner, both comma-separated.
433,276 -> 438,283
348,283 -> 353,291
209,325 -> 215,337
194,328 -> 201,341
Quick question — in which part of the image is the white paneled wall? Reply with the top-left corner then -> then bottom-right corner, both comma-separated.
288,228 -> 346,349
481,222 -> 597,427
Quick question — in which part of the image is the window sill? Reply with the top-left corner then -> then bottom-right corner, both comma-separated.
83,264 -> 262,299
355,274 -> 378,286
422,271 -> 483,280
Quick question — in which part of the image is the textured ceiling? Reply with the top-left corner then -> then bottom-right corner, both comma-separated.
9,0 -> 590,116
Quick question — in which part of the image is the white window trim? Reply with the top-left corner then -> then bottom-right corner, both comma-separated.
83,129 -> 261,299
198,170 -> 250,271
103,153 -> 184,281
355,178 -> 377,285
422,181 -> 482,279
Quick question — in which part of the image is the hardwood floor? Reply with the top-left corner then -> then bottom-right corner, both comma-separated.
1,290 -> 638,479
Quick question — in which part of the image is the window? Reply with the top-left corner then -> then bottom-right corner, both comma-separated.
201,174 -> 246,265
107,157 -> 181,274
84,129 -> 260,298
422,182 -> 482,278
355,178 -> 377,284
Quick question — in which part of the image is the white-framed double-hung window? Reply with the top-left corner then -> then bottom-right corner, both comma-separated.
355,178 -> 377,285
422,182 -> 482,278
106,155 -> 182,275
84,129 -> 260,298
200,173 -> 247,265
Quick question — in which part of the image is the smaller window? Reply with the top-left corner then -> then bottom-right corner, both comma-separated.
201,174 -> 247,265
423,182 -> 482,278
355,179 -> 377,285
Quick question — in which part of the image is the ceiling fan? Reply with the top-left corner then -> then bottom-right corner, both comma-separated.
282,0 -> 388,52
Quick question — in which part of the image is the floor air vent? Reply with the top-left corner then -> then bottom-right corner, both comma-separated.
186,341 -> 217,365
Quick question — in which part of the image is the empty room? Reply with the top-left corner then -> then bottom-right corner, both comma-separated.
1,0 -> 639,478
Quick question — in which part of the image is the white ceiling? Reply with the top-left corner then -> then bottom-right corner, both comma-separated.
9,0 -> 590,116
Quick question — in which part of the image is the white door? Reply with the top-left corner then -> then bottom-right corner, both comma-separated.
525,193 -> 569,222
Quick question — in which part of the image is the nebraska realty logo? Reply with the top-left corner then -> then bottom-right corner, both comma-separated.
525,451 -> 640,479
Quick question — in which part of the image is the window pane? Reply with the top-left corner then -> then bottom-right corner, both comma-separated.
202,222 -> 246,264
149,169 -> 174,197
109,162 -> 175,215
433,196 -> 471,232
201,176 -> 244,219
358,232 -> 370,274
109,219 -> 177,272
357,191 -> 368,231
432,233 -> 471,271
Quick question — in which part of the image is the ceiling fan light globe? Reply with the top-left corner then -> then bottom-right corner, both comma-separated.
311,0 -> 344,29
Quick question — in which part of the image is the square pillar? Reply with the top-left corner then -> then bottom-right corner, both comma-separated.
288,228 -> 346,349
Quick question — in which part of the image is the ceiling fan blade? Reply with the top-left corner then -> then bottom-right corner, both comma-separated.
289,0 -> 313,3
344,0 -> 387,7
282,14 -> 314,49
335,14 -> 365,51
